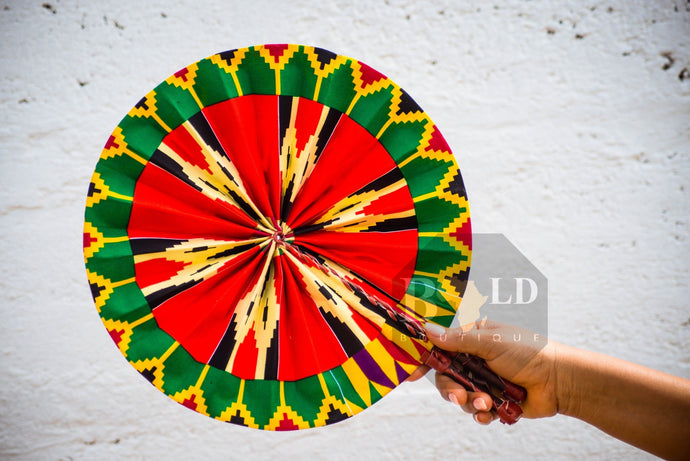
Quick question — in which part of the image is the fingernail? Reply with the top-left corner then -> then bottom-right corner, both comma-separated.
425,322 -> 447,340
473,398 -> 488,411
448,393 -> 459,405
473,413 -> 489,425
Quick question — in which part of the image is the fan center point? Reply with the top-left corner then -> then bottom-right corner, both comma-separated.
271,229 -> 285,244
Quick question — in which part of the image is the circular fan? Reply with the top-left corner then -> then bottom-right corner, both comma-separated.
84,44 -> 472,430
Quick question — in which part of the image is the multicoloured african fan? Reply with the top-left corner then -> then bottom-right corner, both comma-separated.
84,44 -> 472,430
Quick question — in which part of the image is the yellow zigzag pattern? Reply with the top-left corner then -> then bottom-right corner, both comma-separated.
314,174 -> 413,232
129,341 -> 180,391
134,237 -> 267,301
86,269 -> 136,312
217,380 -> 260,428
303,48 -> 351,101
209,48 -> 248,97
83,222 -> 129,261
279,97 -> 333,208
170,364 -> 211,416
86,172 -> 133,207
127,90 -> 172,132
101,313 -> 153,356
265,382 -> 310,430
100,126 -> 147,165
256,44 -> 300,95
165,62 -> 203,108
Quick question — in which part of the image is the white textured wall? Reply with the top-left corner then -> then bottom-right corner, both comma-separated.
1,0 -> 688,459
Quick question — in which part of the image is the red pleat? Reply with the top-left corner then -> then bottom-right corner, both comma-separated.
286,115 -> 397,229
134,258 -> 189,289
128,163 -> 260,240
161,123 -> 213,172
291,97 -> 328,155
150,246 -> 266,363
202,95 -> 280,222
229,327 -> 260,378
276,255 -> 349,381
295,229 -> 417,300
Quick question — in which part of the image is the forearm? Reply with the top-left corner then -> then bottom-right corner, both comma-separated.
555,343 -> 690,460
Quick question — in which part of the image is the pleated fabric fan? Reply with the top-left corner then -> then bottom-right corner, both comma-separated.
84,44 -> 488,430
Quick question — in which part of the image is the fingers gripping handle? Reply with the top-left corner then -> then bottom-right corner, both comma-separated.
420,346 -> 526,425
454,352 -> 527,403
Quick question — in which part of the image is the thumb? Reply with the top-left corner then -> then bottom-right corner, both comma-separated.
424,322 -> 496,360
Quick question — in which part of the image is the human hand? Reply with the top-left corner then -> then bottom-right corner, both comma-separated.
408,321 -> 560,425
408,320 -> 690,459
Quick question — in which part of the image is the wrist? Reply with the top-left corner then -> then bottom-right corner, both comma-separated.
552,342 -> 580,418
553,343 -> 611,420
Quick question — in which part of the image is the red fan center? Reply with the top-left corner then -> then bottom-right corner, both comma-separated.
127,94 -> 418,381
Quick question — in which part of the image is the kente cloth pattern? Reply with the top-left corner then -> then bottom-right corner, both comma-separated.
84,44 -> 471,430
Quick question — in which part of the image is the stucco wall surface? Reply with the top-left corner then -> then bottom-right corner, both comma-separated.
1,0 -> 688,460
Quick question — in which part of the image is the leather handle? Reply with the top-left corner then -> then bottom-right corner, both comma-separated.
420,346 -> 526,425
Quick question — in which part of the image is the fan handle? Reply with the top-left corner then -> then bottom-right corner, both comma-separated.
420,347 -> 526,425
